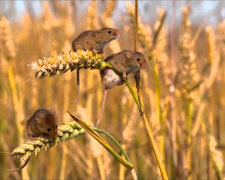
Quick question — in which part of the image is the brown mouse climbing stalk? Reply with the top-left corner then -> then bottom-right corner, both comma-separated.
71,27 -> 120,104
96,50 -> 147,127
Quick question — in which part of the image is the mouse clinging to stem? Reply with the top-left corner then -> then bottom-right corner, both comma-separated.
96,50 -> 147,126
8,109 -> 58,172
102,50 -> 147,89
71,27 -> 120,104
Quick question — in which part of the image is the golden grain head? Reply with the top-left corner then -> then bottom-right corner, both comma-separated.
0,16 -> 16,58
12,120 -> 85,162
28,50 -> 105,78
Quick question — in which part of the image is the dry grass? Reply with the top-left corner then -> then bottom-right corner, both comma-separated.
0,1 -> 224,180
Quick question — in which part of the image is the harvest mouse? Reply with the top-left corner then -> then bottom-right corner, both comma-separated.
71,27 -> 120,104
96,50 -> 147,126
8,109 -> 58,172
26,109 -> 58,139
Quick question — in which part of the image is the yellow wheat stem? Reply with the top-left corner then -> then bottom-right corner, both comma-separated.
96,156 -> 106,180
0,16 -> 29,179
7,56 -> 29,180
125,2 -> 152,51
59,46 -> 73,179
87,0 -> 99,29
0,17 -> 16,59
133,1 -> 168,179
208,135 -> 224,179
205,26 -> 216,64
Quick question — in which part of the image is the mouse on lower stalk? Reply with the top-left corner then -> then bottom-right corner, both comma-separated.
71,27 -> 120,104
96,50 -> 147,127
8,109 -> 58,172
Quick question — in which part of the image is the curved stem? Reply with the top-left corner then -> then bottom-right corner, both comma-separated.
68,111 -> 134,169
93,127 -> 138,180
93,127 -> 131,162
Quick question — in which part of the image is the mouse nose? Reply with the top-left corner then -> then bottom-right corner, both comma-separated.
113,30 -> 120,36
141,61 -> 147,68
51,130 -> 58,137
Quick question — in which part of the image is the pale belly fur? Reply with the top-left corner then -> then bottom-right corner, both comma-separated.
102,69 -> 122,89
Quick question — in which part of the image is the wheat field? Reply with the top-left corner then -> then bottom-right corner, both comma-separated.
0,1 -> 224,180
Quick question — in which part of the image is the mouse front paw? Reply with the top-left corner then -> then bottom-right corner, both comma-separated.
92,48 -> 98,54
117,80 -> 124,86
122,72 -> 128,80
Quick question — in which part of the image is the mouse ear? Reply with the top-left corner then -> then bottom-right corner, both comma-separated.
93,31 -> 101,38
125,51 -> 133,58
50,109 -> 58,123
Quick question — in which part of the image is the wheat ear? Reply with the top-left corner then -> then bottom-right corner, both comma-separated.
28,50 -> 105,78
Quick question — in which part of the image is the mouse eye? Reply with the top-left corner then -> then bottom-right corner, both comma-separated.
56,125 -> 57,128
47,128 -> 51,132
108,30 -> 112,34
137,58 -> 140,61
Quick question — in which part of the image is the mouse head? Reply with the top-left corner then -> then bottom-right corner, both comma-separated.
125,50 -> 147,73
37,109 -> 58,138
93,27 -> 120,44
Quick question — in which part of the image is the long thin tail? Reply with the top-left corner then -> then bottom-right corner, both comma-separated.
72,69 -> 80,104
96,90 -> 108,127
8,156 -> 31,172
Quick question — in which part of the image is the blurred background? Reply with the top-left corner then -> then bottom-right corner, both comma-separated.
0,0 -> 224,179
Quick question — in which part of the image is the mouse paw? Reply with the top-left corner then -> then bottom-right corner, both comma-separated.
122,72 -> 128,80
92,48 -> 99,55
102,53 -> 106,58
117,80 -> 124,86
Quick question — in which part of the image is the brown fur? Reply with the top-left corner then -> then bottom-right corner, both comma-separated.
72,27 -> 120,53
26,109 -> 58,139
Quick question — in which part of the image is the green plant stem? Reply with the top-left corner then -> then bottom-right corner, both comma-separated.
124,80 -> 141,110
93,127 -> 131,162
104,64 -> 141,110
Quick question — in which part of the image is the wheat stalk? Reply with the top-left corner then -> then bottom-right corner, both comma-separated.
125,2 -> 152,51
12,121 -> 86,162
101,0 -> 121,53
0,17 -> 16,59
87,0 -> 99,29
208,135 -> 224,179
12,117 -> 135,172
178,6 -> 201,94
131,1 -> 168,179
28,50 -> 105,78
